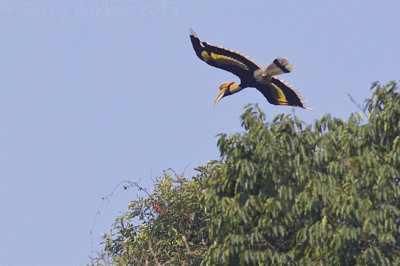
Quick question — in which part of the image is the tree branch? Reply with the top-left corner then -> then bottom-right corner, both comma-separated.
148,240 -> 162,266
347,93 -> 367,117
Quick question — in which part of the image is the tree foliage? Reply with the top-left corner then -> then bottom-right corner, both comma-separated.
98,171 -> 210,265
94,82 -> 400,265
205,81 -> 400,265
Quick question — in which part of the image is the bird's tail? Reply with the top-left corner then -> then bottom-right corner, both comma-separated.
265,57 -> 295,76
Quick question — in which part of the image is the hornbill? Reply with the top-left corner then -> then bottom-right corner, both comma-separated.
189,29 -> 309,109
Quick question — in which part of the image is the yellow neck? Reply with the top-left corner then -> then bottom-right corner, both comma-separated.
228,83 -> 242,94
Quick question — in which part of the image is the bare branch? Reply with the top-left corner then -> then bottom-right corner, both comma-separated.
90,179 -> 151,258
347,93 -> 367,117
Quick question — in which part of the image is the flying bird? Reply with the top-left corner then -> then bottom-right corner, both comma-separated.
189,29 -> 309,109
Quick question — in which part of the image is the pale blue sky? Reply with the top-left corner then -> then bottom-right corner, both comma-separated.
1,0 -> 399,265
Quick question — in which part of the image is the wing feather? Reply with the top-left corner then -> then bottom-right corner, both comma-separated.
189,29 -> 263,79
256,77 -> 309,109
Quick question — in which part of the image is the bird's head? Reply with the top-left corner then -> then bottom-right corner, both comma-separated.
214,82 -> 240,107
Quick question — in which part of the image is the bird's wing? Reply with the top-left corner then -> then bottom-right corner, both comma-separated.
256,77 -> 309,109
189,29 -> 263,79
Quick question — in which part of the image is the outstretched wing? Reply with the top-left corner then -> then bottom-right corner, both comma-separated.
256,77 -> 309,109
189,29 -> 263,80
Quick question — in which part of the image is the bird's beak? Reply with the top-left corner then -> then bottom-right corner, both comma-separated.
214,87 -> 227,107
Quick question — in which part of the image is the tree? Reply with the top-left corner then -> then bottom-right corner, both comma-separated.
97,170 -> 210,265
94,81 -> 400,265
204,81 -> 400,265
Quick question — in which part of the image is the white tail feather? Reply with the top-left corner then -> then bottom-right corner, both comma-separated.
265,57 -> 295,76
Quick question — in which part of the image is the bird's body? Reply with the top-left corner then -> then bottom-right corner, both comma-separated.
189,29 -> 309,109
